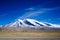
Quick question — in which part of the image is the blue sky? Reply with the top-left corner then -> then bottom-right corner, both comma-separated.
0,0 -> 60,25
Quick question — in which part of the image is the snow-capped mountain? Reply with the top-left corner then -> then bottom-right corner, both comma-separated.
4,19 -> 60,28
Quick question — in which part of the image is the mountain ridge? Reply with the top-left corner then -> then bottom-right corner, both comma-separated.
2,19 -> 60,28
0,19 -> 60,32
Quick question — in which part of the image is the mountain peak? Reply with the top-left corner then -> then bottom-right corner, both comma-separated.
2,19 -> 60,28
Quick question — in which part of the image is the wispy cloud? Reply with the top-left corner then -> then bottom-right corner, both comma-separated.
16,7 -> 60,20
25,8 -> 35,10
17,8 -> 46,19
20,11 -> 43,19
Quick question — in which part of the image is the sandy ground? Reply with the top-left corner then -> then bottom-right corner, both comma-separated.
0,32 -> 60,36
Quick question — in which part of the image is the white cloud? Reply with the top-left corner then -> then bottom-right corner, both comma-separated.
25,8 -> 34,10
19,11 -> 44,19
16,7 -> 55,20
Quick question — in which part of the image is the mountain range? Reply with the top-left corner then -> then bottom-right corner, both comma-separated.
0,19 -> 60,32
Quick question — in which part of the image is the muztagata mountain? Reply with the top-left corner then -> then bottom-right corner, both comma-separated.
3,19 -> 60,28
0,19 -> 60,32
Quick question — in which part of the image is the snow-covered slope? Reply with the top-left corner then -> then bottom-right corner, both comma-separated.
4,19 -> 60,28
